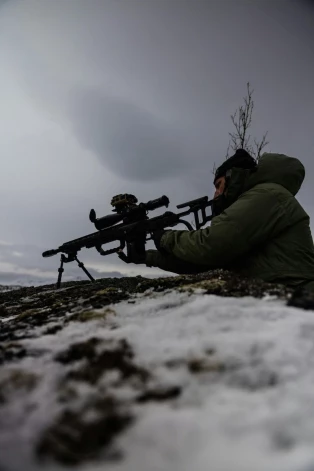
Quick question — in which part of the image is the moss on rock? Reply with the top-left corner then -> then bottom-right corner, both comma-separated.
0,342 -> 27,365
70,307 -> 116,323
0,369 -> 38,403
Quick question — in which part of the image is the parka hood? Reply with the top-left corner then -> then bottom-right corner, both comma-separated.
217,153 -> 305,214
245,153 -> 305,196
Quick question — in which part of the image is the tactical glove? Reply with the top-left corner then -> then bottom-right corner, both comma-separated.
118,241 -> 146,265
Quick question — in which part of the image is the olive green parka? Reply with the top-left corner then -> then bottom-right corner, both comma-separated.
145,153 -> 314,289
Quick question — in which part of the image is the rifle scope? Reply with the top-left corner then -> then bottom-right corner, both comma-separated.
89,195 -> 170,231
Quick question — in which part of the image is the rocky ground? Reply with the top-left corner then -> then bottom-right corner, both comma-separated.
1,270 -> 314,471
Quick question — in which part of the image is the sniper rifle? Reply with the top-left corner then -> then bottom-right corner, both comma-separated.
42,193 -> 213,288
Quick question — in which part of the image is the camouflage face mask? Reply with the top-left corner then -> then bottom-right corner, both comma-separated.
211,167 -> 257,217
211,169 -> 232,217
211,194 -> 226,217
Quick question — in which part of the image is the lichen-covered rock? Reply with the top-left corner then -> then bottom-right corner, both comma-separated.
0,369 -> 38,404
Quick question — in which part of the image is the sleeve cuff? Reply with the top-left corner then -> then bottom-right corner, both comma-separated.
159,231 -> 174,253
145,250 -> 159,267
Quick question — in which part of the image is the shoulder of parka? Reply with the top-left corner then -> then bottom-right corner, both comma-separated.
161,183 -> 294,267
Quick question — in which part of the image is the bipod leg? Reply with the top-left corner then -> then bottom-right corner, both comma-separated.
74,256 -> 95,282
57,254 -> 66,289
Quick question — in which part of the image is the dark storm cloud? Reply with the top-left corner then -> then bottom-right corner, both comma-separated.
58,0 -> 314,185
302,0 -> 314,8
68,90 -> 192,181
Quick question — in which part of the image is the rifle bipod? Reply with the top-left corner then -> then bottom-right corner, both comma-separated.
56,253 -> 95,289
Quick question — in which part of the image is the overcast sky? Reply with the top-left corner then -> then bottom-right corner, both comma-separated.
0,0 -> 313,285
